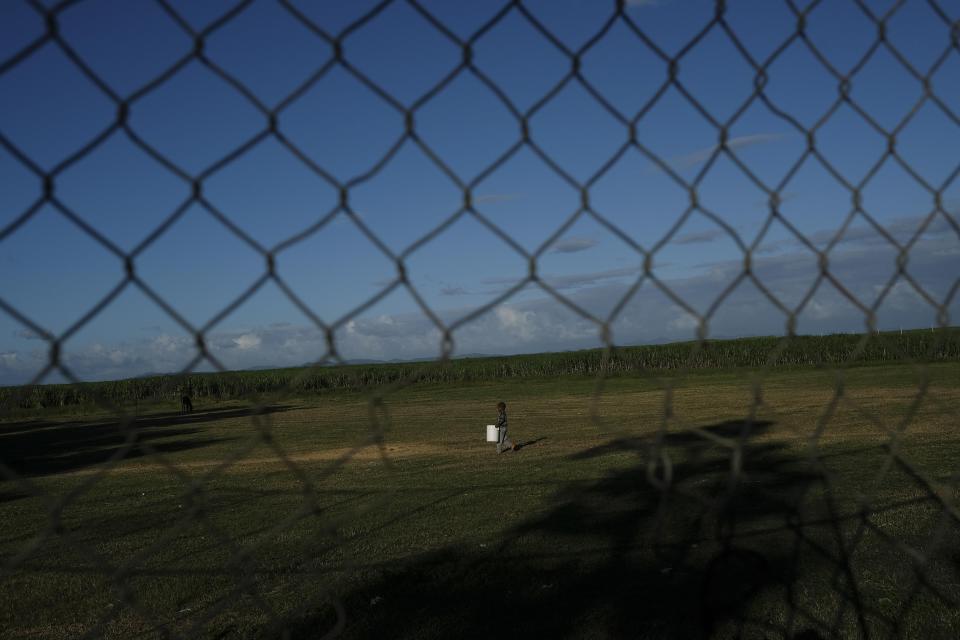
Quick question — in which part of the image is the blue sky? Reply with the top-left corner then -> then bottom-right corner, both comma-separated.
1,0 -> 959,384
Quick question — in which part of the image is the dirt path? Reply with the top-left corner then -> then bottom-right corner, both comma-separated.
53,442 -> 456,478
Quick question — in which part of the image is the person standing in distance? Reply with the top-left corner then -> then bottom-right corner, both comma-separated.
495,401 -> 516,454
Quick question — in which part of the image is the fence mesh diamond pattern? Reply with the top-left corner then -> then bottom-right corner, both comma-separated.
2,0 -> 960,638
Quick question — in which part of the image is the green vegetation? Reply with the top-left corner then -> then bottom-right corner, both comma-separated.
2,328 -> 958,414
2,363 -> 960,638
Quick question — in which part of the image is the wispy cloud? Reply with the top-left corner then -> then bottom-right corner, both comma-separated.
13,328 -> 46,341
755,213 -> 958,255
543,267 -> 641,290
673,228 -> 726,245
485,266 -> 641,291
549,236 -> 599,254
655,133 -> 786,173
3,224 -> 956,385
440,285 -> 469,296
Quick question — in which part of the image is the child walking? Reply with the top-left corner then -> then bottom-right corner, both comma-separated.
495,401 -> 516,454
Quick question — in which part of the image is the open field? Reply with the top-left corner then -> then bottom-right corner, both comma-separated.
3,362 -> 960,638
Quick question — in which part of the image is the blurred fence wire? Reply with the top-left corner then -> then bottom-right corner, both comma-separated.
1,0 -> 960,638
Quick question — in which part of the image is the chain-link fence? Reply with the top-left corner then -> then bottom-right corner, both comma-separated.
2,0 -> 960,637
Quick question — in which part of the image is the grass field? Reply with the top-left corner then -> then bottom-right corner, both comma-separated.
3,362 -> 960,638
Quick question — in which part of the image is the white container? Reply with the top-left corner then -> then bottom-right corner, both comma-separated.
486,425 -> 499,442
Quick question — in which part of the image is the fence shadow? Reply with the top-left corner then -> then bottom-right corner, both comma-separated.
0,405 -> 296,480
281,420 -> 809,638
285,419 -> 960,639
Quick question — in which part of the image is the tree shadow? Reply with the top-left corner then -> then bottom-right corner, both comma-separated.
0,405 -> 295,480
284,419 -> 959,639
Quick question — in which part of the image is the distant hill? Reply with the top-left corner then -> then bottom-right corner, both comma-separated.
291,354 -> 499,368
4,329 -> 959,409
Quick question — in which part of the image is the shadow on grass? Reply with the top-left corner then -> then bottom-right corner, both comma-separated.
0,489 -> 29,504
514,437 -> 547,451
0,405 -> 295,480
0,404 -> 298,436
283,419 -> 960,639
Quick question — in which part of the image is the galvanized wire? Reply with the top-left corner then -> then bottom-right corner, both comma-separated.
1,0 -> 959,637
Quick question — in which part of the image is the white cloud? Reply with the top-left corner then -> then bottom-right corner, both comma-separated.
233,333 -> 262,350
1,352 -> 21,368
495,306 -> 536,341
668,308 -> 698,331
804,299 -> 833,320
1,229 -> 956,385
151,334 -> 189,353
